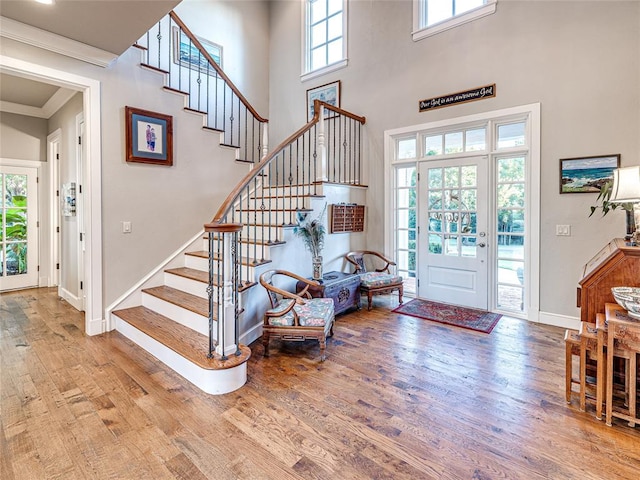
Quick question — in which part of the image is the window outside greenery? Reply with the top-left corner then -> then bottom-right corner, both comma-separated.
1,173 -> 29,276
424,127 -> 486,156
495,156 -> 525,312
395,166 -> 417,294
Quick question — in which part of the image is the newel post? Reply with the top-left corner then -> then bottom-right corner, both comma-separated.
315,100 -> 328,182
261,123 -> 269,160
204,221 -> 243,360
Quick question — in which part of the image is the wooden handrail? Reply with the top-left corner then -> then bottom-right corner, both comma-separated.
169,12 -> 268,124
209,100 -> 366,224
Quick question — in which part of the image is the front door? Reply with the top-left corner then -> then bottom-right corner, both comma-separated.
0,165 -> 39,291
418,157 -> 488,309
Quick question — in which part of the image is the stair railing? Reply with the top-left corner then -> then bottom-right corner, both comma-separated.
135,11 -> 268,164
204,101 -> 365,357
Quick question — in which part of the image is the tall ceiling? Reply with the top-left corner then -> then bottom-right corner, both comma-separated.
0,0 -> 181,118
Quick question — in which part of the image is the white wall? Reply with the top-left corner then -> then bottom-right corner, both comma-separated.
0,112 -> 47,160
268,0 -> 640,320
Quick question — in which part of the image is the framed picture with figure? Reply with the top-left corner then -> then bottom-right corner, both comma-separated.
125,106 -> 173,166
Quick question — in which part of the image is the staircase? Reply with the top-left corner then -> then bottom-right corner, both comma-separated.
109,11 -> 366,395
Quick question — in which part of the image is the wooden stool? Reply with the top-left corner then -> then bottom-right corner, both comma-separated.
579,322 -> 598,412
565,326 -> 597,411
605,303 -> 639,428
565,329 -> 581,405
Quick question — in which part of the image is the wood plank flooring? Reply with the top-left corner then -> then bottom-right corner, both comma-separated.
2,287 -> 639,479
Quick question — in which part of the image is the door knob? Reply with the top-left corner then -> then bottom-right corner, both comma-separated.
478,242 -> 486,248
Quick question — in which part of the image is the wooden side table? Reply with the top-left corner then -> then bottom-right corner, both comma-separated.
296,271 -> 361,315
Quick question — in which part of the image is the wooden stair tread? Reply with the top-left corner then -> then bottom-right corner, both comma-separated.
202,126 -> 224,133
142,285 -> 209,318
203,235 -> 286,247
140,63 -> 169,75
243,207 -> 311,211
185,107 -> 208,115
185,251 -> 272,267
113,306 -> 251,370
249,194 -> 325,200
163,86 -> 189,96
165,267 -> 209,284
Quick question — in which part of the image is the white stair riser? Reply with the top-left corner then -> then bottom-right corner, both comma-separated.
238,210 -> 300,224
185,254 -> 210,271
262,185 -> 324,197
142,292 -> 210,337
192,245 -> 273,263
114,315 -> 246,395
165,272 -> 209,299
205,226 -> 286,242
246,196 -> 311,210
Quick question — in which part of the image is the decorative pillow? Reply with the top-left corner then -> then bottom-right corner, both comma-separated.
359,272 -> 403,288
352,254 -> 366,273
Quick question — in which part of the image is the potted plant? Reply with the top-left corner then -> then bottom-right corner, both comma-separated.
589,180 -> 636,237
294,204 -> 327,280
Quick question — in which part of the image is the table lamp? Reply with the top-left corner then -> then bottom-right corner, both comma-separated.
609,165 -> 640,245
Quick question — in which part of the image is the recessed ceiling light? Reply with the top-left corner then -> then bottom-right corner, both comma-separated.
35,0 -> 55,5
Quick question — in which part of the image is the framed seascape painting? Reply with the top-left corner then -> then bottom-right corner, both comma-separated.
125,107 -> 173,166
559,154 -> 620,194
306,80 -> 341,121
173,27 -> 222,73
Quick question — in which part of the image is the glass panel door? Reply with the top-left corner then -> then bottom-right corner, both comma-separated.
0,166 -> 38,291
418,157 -> 488,309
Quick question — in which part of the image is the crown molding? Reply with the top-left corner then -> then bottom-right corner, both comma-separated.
0,16 -> 117,67
0,86 -> 77,118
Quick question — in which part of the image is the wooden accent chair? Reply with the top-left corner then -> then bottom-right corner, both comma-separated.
345,250 -> 404,310
259,270 -> 335,361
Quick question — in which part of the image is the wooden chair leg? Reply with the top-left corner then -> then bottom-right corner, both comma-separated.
606,340 -> 614,426
319,337 -> 326,362
580,339 -> 587,412
629,353 -> 637,427
367,292 -> 373,311
565,337 -> 573,404
263,332 -> 270,357
398,284 -> 403,305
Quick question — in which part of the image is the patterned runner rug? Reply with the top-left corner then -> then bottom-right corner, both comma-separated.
392,298 -> 502,334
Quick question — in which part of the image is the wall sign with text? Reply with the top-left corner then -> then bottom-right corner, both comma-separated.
419,84 -> 496,112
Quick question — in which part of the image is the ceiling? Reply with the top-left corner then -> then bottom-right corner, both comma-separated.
0,0 -> 181,118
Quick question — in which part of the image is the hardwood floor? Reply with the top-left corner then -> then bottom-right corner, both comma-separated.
2,287 -> 639,479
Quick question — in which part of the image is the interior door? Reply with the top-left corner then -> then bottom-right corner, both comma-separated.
418,157 -> 488,309
0,165 -> 39,291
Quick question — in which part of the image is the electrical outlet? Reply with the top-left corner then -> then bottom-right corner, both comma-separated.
556,224 -> 570,236
122,221 -> 132,233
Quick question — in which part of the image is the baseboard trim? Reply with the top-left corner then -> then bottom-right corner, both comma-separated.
536,311 -> 580,330
60,287 -> 83,311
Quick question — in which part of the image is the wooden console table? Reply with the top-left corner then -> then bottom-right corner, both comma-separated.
296,271 -> 361,315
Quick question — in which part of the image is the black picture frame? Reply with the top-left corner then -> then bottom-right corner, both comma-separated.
559,154 -> 620,194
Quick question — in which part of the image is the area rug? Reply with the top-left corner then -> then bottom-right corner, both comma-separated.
392,299 -> 501,334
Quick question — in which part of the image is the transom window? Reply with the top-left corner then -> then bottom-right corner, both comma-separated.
304,0 -> 348,78
413,0 -> 497,41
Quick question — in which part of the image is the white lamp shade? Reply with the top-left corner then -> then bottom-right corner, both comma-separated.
609,166 -> 640,203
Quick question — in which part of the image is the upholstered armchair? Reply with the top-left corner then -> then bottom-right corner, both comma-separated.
259,270 -> 335,361
345,250 -> 404,310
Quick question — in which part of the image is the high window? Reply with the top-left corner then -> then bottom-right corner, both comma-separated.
304,0 -> 347,79
413,0 -> 497,41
